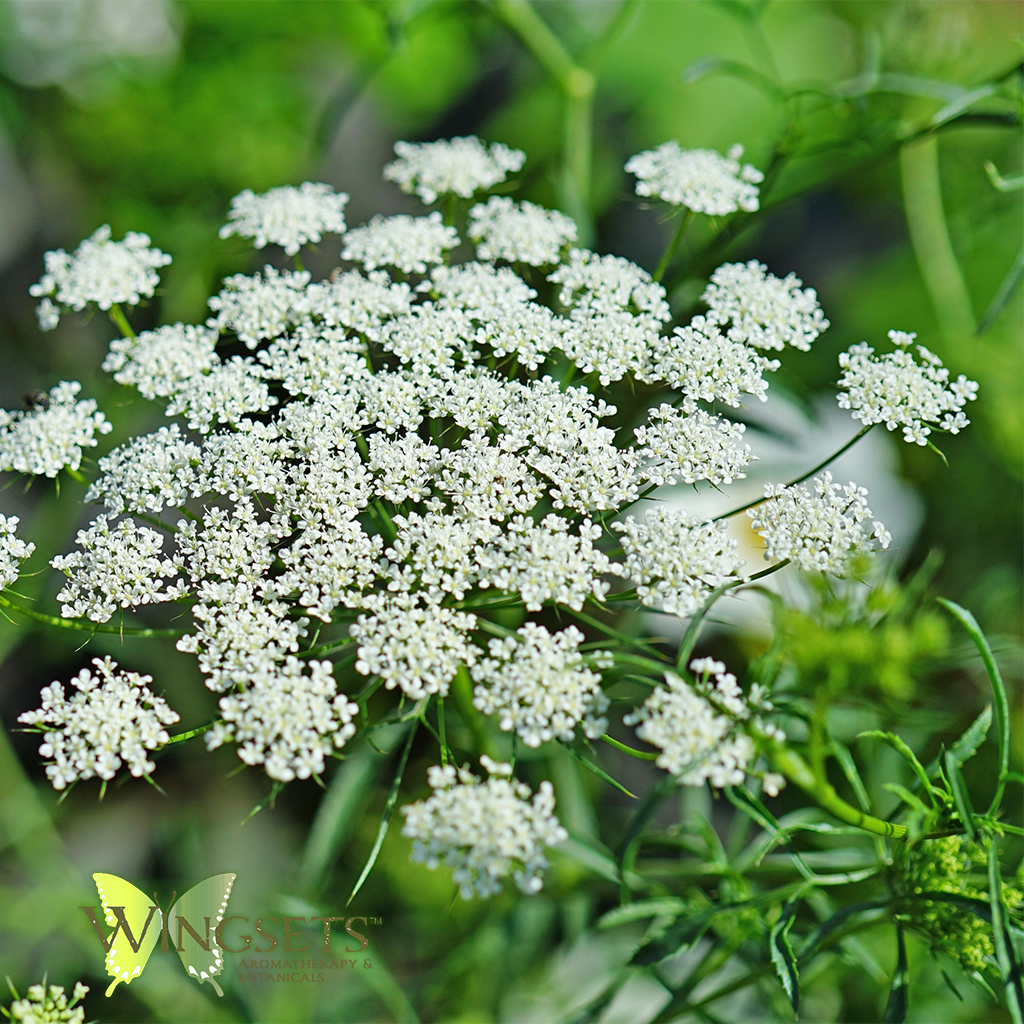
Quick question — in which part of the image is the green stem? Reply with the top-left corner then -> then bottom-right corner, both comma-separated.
0,591 -> 180,638
492,0 -> 595,242
900,134 -> 975,342
299,636 -> 356,659
64,467 -> 90,487
601,734 -> 658,760
108,303 -> 135,339
653,208 -> 694,283
717,425 -> 874,519
437,697 -> 448,767
771,743 -> 907,840
164,721 -> 218,746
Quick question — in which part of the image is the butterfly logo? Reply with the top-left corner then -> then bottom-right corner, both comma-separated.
84,873 -> 236,997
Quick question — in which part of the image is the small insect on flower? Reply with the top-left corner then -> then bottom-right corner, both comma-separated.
22,390 -> 51,411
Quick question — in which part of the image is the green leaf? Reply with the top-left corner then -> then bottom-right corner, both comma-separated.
598,898 -> 689,929
831,739 -> 872,812
630,909 -> 716,966
770,898 -> 800,1013
883,783 -> 930,815
946,705 -> 993,770
977,247 -> 1024,336
883,924 -> 909,1023
346,718 -> 418,906
860,731 -> 937,805
560,741 -> 637,799
937,599 -> 1011,814
944,750 -> 977,844
989,841 -> 1024,1023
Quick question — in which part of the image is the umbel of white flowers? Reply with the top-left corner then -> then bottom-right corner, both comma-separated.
2,136 -> 978,900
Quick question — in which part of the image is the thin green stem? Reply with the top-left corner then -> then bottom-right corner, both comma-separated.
108,304 -> 135,339
451,664 -> 495,758
437,697 -> 448,767
653,208 -> 694,283
601,734 -> 658,760
0,591 -> 180,638
299,636 -> 356,659
164,721 -> 218,746
717,425 -> 874,519
64,467 -> 90,487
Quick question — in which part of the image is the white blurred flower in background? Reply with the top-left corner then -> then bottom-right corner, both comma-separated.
0,0 -> 180,97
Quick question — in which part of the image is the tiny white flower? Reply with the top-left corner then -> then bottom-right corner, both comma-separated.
30,225 -> 171,327
468,196 -> 577,266
625,142 -> 763,215
748,471 -> 891,576
342,213 -> 459,275
384,136 -> 525,204
19,656 -> 180,790
219,182 -> 349,255
401,759 -> 567,899
837,330 -> 978,444
0,381 -> 111,478
0,513 -> 35,591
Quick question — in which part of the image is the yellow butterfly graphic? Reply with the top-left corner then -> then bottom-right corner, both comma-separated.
91,872 -> 236,997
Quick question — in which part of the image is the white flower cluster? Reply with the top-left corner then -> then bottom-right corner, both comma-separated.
0,513 -> 34,591
614,509 -> 745,617
5,981 -> 89,1024
634,402 -> 753,487
469,197 -> 577,266
19,656 -> 180,790
23,138 -> 970,796
205,658 -> 359,782
703,260 -> 828,351
342,213 -> 459,274
50,515 -> 186,622
384,136 -> 525,204
837,330 -> 979,444
471,624 -> 610,747
218,182 -> 349,255
401,757 -> 567,899
626,142 -> 763,215
625,660 -> 760,786
30,224 -> 171,330
352,603 -> 478,699
0,381 -> 111,478
748,471 -> 891,575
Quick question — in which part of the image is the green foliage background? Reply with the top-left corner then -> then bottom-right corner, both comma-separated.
0,2 -> 1019,1022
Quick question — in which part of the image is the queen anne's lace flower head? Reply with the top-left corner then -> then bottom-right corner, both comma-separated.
625,662 -> 757,786
104,323 -> 219,397
30,225 -> 171,329
219,182 -> 349,256
342,213 -> 459,275
613,509 -> 745,617
468,196 -> 577,266
702,260 -> 829,351
748,471 -> 891,575
205,658 -> 358,782
19,656 -> 180,790
0,514 -> 34,590
837,330 -> 978,444
471,623 -> 610,747
384,136 -> 525,204
626,142 -> 763,215
401,758 -> 567,898
4,981 -> 89,1024
0,382 -> 111,478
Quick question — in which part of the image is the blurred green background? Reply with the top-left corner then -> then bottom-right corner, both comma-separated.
0,2 -> 1019,1022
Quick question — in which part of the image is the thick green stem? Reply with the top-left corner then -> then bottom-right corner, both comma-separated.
492,0 -> 595,242
108,303 -> 135,339
771,744 -> 907,840
0,591 -> 179,638
900,134 -> 975,342
718,425 -> 874,519
653,208 -> 694,283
